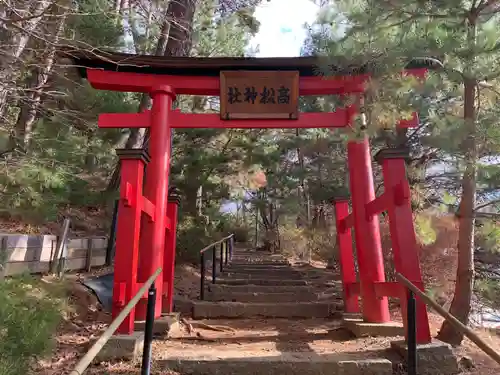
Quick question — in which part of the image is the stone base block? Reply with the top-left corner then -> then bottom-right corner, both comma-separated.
95,332 -> 144,362
343,317 -> 404,338
342,312 -> 363,320
391,339 -> 459,375
172,296 -> 194,314
134,313 -> 180,337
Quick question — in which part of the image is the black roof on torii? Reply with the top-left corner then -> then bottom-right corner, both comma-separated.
60,48 -> 439,78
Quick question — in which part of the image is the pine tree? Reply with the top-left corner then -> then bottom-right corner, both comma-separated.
318,0 -> 500,344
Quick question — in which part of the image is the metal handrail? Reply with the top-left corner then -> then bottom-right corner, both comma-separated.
396,273 -> 500,368
69,267 -> 163,375
199,234 -> 234,254
199,234 -> 234,300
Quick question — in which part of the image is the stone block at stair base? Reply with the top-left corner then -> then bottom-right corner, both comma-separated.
343,317 -> 404,338
193,301 -> 342,319
134,313 -> 180,336
173,296 -> 194,314
391,340 -> 459,375
342,312 -> 363,320
95,332 -> 144,362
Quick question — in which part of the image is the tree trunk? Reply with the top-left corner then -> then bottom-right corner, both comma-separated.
106,0 -> 196,191
106,18 -> 171,191
258,201 -> 280,252
163,0 -> 196,57
10,4 -> 66,151
437,13 -> 477,343
0,0 -> 54,119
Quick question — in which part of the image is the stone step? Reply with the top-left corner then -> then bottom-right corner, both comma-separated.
224,265 -> 292,273
230,257 -> 288,264
222,267 -> 299,275
207,290 -> 319,303
208,284 -> 316,294
192,301 -> 343,319
158,351 -> 392,375
231,257 -> 290,267
220,271 -> 303,280
227,262 -> 290,268
214,278 -> 309,286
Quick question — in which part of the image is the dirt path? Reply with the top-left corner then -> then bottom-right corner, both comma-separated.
31,257 -> 500,375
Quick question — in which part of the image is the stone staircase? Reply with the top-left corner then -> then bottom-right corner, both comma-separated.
156,249 -> 397,375
192,250 -> 343,320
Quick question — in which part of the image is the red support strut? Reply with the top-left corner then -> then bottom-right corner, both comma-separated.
112,149 -> 151,334
332,196 -> 360,314
347,137 -> 390,323
374,148 -> 432,344
162,188 -> 181,313
136,85 -> 176,320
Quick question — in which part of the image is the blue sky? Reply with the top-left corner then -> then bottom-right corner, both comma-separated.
249,0 -> 320,57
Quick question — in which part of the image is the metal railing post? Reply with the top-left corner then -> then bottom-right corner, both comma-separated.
200,253 -> 206,300
212,245 -> 217,284
397,272 -> 500,366
225,240 -> 229,266
105,199 -> 119,266
229,235 -> 234,260
69,268 -> 162,375
232,235 -> 235,259
407,288 -> 417,375
220,242 -> 224,273
141,283 -> 157,375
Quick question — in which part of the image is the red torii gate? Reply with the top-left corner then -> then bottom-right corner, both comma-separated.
65,50 -> 432,343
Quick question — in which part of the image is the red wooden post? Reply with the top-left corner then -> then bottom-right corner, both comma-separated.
112,148 -> 150,334
136,85 -> 176,320
332,195 -> 360,313
375,148 -> 432,344
162,187 -> 181,313
347,137 -> 390,323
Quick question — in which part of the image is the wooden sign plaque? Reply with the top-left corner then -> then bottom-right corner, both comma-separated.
220,71 -> 299,120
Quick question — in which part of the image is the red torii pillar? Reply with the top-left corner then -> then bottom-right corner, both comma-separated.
112,148 -> 155,334
331,194 -> 359,314
135,85 -> 176,319
99,96 -> 180,320
163,188 -> 181,313
347,137 -> 390,323
374,148 -> 431,343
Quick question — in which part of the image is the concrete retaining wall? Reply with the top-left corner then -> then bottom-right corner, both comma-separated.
0,233 -> 108,276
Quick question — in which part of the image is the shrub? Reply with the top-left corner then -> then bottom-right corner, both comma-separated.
228,224 -> 251,243
0,275 -> 66,375
176,216 -> 216,263
279,226 -> 338,263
